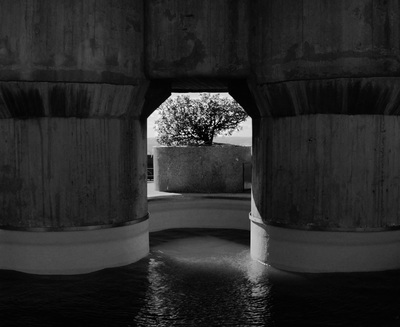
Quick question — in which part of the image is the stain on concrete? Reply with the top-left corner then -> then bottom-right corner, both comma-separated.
49,85 -> 67,116
0,70 -> 20,81
163,9 -> 176,21
179,13 -> 195,31
0,86 -> 45,117
89,38 -> 97,57
0,165 -> 24,225
0,37 -> 16,66
352,2 -> 373,26
363,2 -> 373,26
75,89 -> 92,117
284,43 -> 300,62
33,56 -> 55,67
260,77 -> 400,116
383,10 -> 392,48
289,204 -> 301,224
171,32 -> 207,71
106,54 -> 119,67
62,55 -> 77,67
303,42 -> 316,59
100,70 -> 136,84
126,17 -> 141,33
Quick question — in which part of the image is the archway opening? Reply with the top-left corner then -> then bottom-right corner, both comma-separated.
141,81 -> 265,324
142,78 -> 258,193
141,78 -> 258,278
146,91 -> 252,191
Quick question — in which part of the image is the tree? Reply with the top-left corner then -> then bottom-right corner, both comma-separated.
155,93 -> 248,146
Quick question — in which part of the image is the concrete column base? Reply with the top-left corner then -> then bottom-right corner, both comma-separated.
0,219 -> 149,275
250,215 -> 400,273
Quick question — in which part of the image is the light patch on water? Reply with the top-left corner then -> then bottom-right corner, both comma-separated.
151,235 -> 303,283
152,235 -> 246,258
135,233 -> 274,326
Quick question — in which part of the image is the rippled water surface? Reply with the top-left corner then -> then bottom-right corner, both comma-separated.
1,228 -> 400,326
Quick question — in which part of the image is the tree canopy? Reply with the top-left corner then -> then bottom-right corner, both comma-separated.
155,93 -> 248,146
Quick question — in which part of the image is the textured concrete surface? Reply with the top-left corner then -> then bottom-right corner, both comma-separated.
251,218 -> 400,273
148,192 -> 251,232
153,145 -> 251,193
252,115 -> 400,230
0,118 -> 148,228
0,220 -> 149,275
2,0 -> 400,273
0,0 -> 144,84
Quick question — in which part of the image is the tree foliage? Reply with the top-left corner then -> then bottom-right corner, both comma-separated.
155,93 -> 248,146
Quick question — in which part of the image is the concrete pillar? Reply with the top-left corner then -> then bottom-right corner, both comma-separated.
0,83 -> 151,274
248,0 -> 400,273
0,0 -> 157,274
250,114 -> 400,272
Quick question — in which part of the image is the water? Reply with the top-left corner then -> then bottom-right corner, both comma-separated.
1,228 -> 400,326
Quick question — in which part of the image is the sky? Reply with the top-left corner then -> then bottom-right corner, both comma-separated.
146,92 -> 252,138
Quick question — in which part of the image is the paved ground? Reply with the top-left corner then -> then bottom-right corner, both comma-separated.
147,181 -> 251,199
147,181 -> 182,198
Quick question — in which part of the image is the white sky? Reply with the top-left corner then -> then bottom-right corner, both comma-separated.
147,92 -> 252,138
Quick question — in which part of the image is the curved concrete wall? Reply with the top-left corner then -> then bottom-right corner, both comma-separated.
251,216 -> 400,273
0,220 -> 149,275
153,145 -> 251,193
148,194 -> 250,232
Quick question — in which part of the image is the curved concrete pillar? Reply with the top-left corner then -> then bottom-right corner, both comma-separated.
0,80 -> 172,275
0,0 -> 157,274
251,115 -> 400,272
248,0 -> 400,272
0,111 -> 150,274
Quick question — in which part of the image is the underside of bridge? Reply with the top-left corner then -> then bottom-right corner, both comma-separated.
1,0 -> 400,274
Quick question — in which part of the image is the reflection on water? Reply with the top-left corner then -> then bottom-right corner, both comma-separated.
1,229 -> 400,326
135,234 -> 273,326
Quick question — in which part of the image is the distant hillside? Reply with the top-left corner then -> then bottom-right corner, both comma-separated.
147,137 -> 251,154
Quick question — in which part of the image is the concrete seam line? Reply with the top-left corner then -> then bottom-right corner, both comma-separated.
249,213 -> 400,233
0,213 -> 149,232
